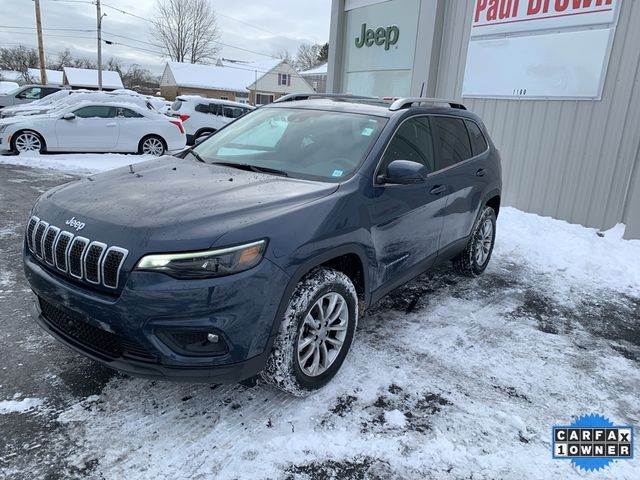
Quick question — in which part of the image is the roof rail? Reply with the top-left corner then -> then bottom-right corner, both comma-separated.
274,93 -> 380,103
388,97 -> 466,111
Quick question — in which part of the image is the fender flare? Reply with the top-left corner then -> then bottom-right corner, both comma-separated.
267,243 -> 372,339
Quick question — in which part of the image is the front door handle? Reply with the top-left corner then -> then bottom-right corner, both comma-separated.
476,168 -> 486,177
430,185 -> 447,195
106,122 -> 117,127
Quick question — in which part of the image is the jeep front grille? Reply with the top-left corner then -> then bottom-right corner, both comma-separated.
26,216 -> 128,290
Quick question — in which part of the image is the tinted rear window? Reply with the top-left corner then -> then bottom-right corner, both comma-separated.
431,116 -> 473,171
465,120 -> 488,156
171,99 -> 182,111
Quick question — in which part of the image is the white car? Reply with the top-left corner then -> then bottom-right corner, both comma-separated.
0,90 -> 161,119
0,101 -> 186,155
168,96 -> 254,144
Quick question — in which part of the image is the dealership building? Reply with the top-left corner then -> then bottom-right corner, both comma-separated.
327,0 -> 640,239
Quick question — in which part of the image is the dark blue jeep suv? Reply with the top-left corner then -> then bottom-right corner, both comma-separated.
23,96 -> 501,395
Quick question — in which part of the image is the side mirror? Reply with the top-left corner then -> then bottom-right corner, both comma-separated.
377,159 -> 428,185
62,112 -> 76,120
194,133 -> 212,145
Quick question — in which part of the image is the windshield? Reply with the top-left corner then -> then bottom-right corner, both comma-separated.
192,107 -> 387,181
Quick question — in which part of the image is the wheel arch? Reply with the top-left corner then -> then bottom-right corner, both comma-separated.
11,128 -> 47,153
268,244 -> 371,339
484,190 -> 501,217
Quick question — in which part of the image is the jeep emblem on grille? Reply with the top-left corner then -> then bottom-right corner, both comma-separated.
65,217 -> 86,231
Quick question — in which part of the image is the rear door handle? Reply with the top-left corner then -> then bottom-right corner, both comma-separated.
106,122 -> 117,127
430,185 -> 447,195
476,168 -> 486,177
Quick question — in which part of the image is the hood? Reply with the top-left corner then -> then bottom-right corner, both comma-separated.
0,111 -> 57,125
33,156 -> 339,254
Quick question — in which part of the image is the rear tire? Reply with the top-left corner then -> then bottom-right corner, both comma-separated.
453,206 -> 496,277
261,268 -> 358,396
139,135 -> 166,156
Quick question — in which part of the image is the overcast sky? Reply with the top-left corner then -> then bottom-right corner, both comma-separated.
0,0 -> 332,76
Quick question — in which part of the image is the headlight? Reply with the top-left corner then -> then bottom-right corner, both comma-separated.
135,240 -> 266,279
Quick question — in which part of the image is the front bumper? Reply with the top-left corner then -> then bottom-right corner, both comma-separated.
24,250 -> 290,383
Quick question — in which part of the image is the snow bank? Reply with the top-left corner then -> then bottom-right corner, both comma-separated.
0,152 -> 155,175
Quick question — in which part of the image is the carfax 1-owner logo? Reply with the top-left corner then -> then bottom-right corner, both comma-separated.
552,414 -> 634,472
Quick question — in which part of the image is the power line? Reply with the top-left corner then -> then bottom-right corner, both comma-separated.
99,3 -> 278,59
215,12 -> 279,37
0,25 -> 96,32
0,29 -> 95,40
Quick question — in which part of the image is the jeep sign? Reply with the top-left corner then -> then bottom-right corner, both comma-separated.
354,23 -> 400,50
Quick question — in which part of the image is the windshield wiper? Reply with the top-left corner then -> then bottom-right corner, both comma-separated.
186,149 -> 206,163
209,161 -> 289,177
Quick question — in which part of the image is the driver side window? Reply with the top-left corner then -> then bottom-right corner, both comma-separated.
18,87 -> 42,99
73,106 -> 115,119
380,117 -> 435,174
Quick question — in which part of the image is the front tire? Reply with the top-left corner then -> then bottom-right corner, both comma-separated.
139,135 -> 166,156
13,130 -> 45,154
453,205 -> 497,277
262,268 -> 358,396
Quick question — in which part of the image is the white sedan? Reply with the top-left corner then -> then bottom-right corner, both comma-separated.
0,101 -> 186,156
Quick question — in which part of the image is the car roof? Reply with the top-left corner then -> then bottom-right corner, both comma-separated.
176,95 -> 252,108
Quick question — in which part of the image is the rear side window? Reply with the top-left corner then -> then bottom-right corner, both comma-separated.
430,116 -> 473,171
223,106 -> 245,119
117,107 -> 143,118
465,120 -> 488,156
381,117 -> 435,173
171,99 -> 182,111
196,103 -> 221,115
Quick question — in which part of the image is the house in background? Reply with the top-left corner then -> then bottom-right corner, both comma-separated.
62,67 -> 124,90
301,63 -> 328,93
27,68 -> 64,86
160,59 -> 314,104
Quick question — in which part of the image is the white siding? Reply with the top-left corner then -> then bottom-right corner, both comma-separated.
250,63 -> 314,95
435,0 -> 640,233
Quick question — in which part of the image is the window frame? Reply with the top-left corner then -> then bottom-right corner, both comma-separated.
374,114 -> 490,186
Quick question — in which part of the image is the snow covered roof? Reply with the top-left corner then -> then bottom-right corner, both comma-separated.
301,63 -> 328,76
165,59 -> 283,93
27,69 -> 64,86
62,67 -> 124,90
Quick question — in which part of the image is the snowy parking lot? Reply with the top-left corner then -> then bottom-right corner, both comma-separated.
0,155 -> 638,479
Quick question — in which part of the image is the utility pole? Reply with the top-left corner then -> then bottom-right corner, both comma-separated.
34,0 -> 47,85
96,0 -> 103,90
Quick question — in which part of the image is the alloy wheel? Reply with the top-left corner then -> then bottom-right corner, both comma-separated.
142,137 -> 164,156
15,132 -> 42,153
296,292 -> 349,377
474,217 -> 494,266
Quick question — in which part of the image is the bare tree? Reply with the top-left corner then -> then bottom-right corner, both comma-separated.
277,49 -> 292,62
317,43 -> 329,64
151,0 -> 221,64
0,46 -> 39,82
295,43 -> 322,72
121,64 -> 153,89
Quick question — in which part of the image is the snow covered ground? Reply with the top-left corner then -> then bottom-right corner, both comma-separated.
0,158 -> 638,479
0,151 -> 154,174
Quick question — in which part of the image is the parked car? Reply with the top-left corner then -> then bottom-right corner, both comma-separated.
0,89 -> 76,118
0,90 -> 161,119
0,84 -> 66,109
23,96 -> 501,395
0,101 -> 185,155
169,95 -> 254,144
0,81 -> 20,94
